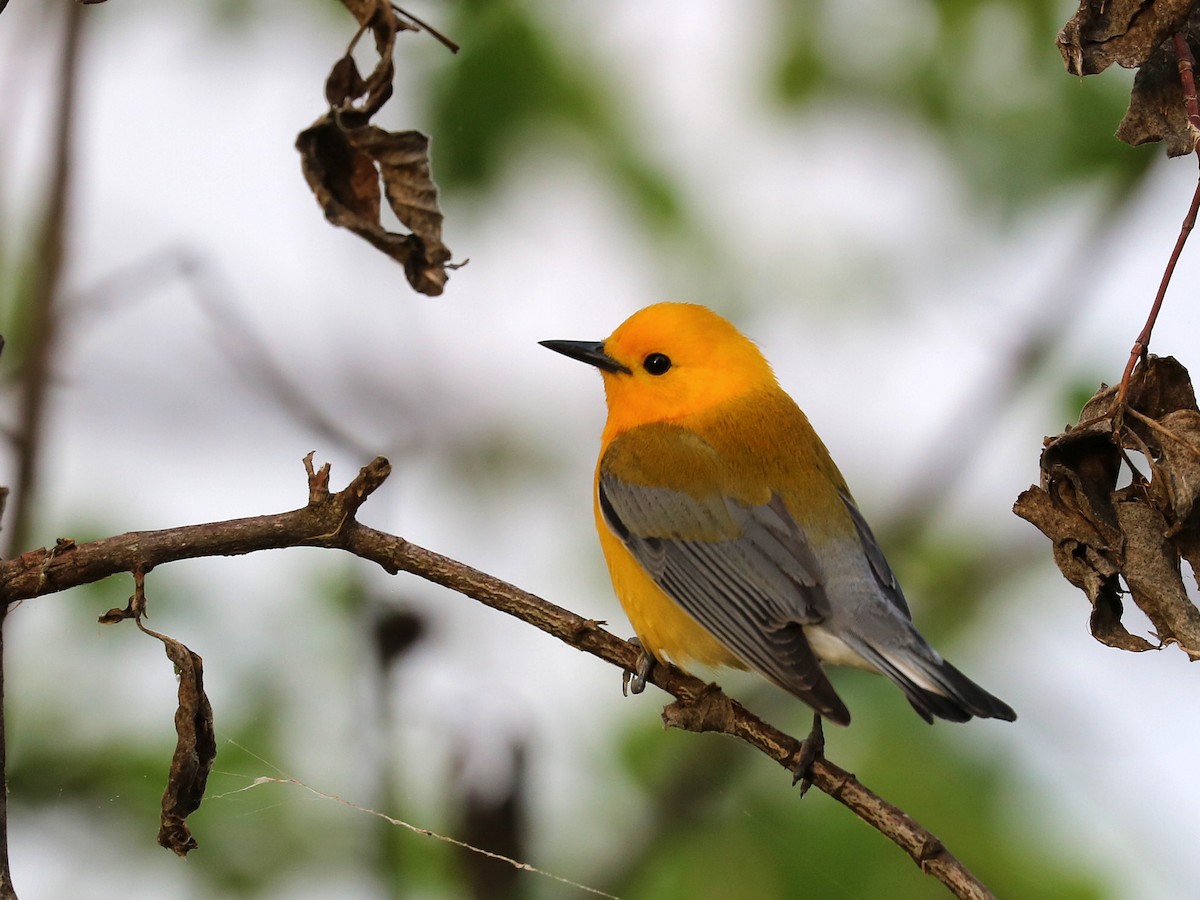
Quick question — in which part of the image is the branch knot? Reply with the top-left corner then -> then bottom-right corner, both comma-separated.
661,684 -> 736,733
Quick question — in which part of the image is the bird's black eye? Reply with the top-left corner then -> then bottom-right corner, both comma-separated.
642,353 -> 672,375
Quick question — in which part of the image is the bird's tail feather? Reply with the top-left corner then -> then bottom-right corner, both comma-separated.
851,640 -> 1017,724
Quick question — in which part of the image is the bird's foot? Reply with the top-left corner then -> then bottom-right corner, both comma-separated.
791,712 -> 825,796
622,638 -> 654,696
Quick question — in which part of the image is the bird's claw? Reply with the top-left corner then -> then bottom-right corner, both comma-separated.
622,638 -> 654,696
792,713 -> 825,796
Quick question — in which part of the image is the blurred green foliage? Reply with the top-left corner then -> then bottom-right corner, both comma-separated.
424,0 -> 1155,227
430,0 -> 684,231
771,0 -> 1153,204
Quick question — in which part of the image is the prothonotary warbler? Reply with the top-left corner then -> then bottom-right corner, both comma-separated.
541,302 -> 1016,733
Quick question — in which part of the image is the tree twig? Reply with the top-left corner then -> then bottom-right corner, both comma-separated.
391,3 -> 459,54
8,1 -> 85,557
0,455 -> 995,900
1176,32 -> 1200,134
1113,32 -> 1200,415
0,8 -> 86,896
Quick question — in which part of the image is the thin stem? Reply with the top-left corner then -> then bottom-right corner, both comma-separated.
391,4 -> 459,54
1175,32 -> 1200,133
1113,177 -> 1200,408
1113,33 -> 1200,413
8,1 -> 85,556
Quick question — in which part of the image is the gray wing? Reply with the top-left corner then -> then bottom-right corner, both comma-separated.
839,489 -> 911,619
598,470 -> 850,724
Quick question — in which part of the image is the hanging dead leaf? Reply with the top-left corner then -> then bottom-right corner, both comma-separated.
144,624 -> 216,856
1089,570 -> 1157,653
1116,40 -> 1198,155
98,603 -> 134,624
1015,355 -> 1200,658
325,54 -> 369,109
105,581 -> 217,854
1012,415 -> 1147,651
297,0 -> 456,296
1144,408 -> 1200,518
1126,352 -> 1198,414
297,117 -> 451,295
1113,486 -> 1200,651
1058,2 -> 1200,154
1058,0 -> 1193,76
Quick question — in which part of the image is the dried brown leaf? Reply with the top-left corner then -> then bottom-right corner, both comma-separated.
1058,2 -> 1200,154
297,115 -> 450,295
297,0 -> 454,295
1114,488 -> 1200,656
1058,0 -> 1194,76
325,54 -> 368,109
98,604 -> 134,624
1126,353 -> 1198,419
137,623 -> 215,856
1175,520 -> 1200,585
297,119 -> 381,224
1042,421 -> 1122,536
353,126 -> 450,293
1013,486 -> 1150,650
1089,574 -> 1157,651
1116,42 -> 1198,155
1089,587 -> 1158,651
1014,355 -> 1200,657
1148,408 -> 1200,519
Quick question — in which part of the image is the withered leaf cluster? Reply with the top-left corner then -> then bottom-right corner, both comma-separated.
297,1 -> 454,295
1015,356 -> 1200,657
1058,1 -> 1200,154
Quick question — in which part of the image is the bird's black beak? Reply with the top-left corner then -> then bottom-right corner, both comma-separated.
539,339 -> 632,374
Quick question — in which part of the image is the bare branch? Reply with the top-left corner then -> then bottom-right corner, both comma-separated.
0,455 -> 994,899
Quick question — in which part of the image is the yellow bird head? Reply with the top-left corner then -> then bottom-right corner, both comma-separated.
540,302 -> 778,436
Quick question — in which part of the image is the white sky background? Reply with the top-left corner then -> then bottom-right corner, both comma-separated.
3,0 -> 1200,897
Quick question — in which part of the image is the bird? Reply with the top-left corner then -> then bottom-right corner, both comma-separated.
540,302 -> 1015,761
